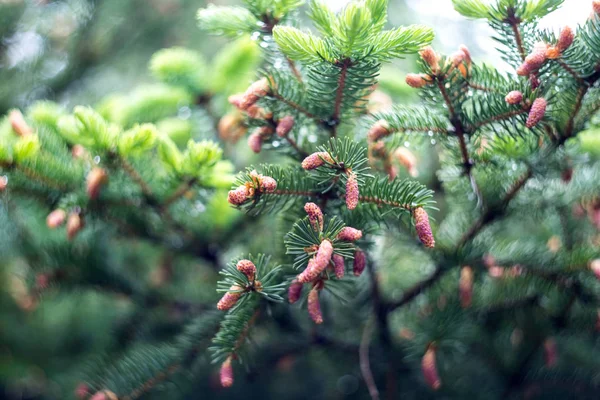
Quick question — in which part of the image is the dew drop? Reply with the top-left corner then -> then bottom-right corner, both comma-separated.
93,156 -> 101,164
178,106 -> 192,120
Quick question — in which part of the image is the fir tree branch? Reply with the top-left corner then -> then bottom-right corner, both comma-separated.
386,265 -> 448,311
163,177 -> 197,208
119,157 -> 154,199
359,316 -> 380,400
459,168 -> 533,247
553,59 -> 584,84
271,92 -> 319,120
472,107 -> 528,130
468,82 -> 497,93
359,195 -> 412,211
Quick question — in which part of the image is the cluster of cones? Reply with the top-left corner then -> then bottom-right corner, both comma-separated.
288,203 -> 365,324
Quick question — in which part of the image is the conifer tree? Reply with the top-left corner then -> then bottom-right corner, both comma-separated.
2,0 -> 600,399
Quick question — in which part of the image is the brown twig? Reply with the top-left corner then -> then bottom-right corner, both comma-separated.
271,92 -> 319,120
331,59 -> 351,137
359,195 -> 412,212
286,57 -> 303,82
359,316 -> 380,400
163,178 -> 197,208
507,13 -> 526,61
554,59 -> 584,84
386,266 -> 447,311
120,157 -> 154,198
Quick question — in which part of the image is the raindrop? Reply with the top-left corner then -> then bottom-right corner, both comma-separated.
251,32 -> 261,40
259,42 -> 269,48
274,59 -> 283,69
428,131 -> 434,136
430,139 -> 437,145
178,106 -> 192,120
272,141 -> 281,148
308,134 -> 318,143
93,156 -> 101,164
404,141 -> 410,147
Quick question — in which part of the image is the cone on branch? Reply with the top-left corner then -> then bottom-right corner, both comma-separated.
288,280 -> 303,304
307,285 -> 323,324
413,207 -> 435,248
301,151 -> 333,170
332,254 -> 345,279
217,285 -> 243,311
304,202 -> 324,232
419,46 -> 441,74
353,249 -> 366,277
66,213 -> 84,240
220,356 -> 234,387
276,116 -> 294,137
345,173 -> 359,210
9,109 -> 33,137
505,91 -> 523,105
236,259 -> 256,281
367,119 -> 391,141
86,168 -> 108,200
459,266 -> 474,308
422,344 -> 441,390
337,226 -> 362,242
394,147 -> 418,177
47,209 -> 67,229
526,98 -> 547,128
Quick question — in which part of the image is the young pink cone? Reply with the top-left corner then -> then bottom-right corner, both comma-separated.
332,254 -> 345,279
245,105 -> 272,120
556,26 -> 574,52
345,173 -> 359,210
419,46 -> 440,73
236,259 -> 256,280
524,43 -> 548,70
459,45 -> 472,66
459,266 -> 474,308
413,207 -> 435,248
516,63 -> 532,76
247,131 -> 263,153
227,186 -> 249,206
297,240 -> 333,283
301,152 -> 333,170
74,383 -> 90,399
90,391 -> 117,400
307,286 -> 323,324
367,119 -> 391,141
304,202 -> 324,232
405,73 -> 430,89
276,116 -> 294,137
337,227 -> 363,242
228,93 -> 245,109
394,147 -> 419,177
590,259 -> 600,280
259,175 -> 277,193
86,168 -> 108,200
9,109 -> 33,137
66,213 -> 84,240
594,0 -> 600,15
220,356 -> 234,388
526,98 -> 547,128
505,91 -> 523,105
544,338 -> 558,368
217,285 -> 243,311
288,279 -> 303,303
422,345 -> 441,390
0,176 -> 6,191
353,250 -> 366,277
47,209 -> 67,229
